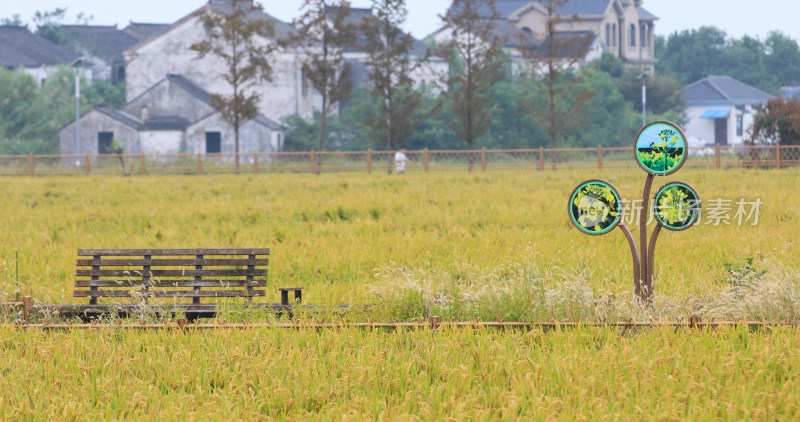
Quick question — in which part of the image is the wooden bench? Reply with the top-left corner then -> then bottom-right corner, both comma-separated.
35,248 -> 303,319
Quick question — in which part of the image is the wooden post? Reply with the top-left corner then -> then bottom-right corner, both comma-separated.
539,146 -> 544,171
310,149 -> 315,174
481,148 -> 487,171
28,154 -> 34,176
22,296 -> 32,322
424,148 -> 429,172
776,144 -> 782,169
366,149 -> 372,174
597,145 -> 603,170
253,152 -> 259,174
83,153 -> 90,175
139,153 -> 146,175
715,144 -> 721,169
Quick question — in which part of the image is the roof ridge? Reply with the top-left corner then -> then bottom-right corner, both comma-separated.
703,76 -> 732,101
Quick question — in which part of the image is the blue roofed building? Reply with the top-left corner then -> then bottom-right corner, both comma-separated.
682,75 -> 774,147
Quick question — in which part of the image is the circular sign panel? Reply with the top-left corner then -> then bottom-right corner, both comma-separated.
568,180 -> 622,236
653,182 -> 701,231
634,121 -> 688,176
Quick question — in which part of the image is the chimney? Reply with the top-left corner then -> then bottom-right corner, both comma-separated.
141,105 -> 149,122
635,0 -> 644,6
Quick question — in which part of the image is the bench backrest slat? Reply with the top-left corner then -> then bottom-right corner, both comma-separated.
78,249 -> 270,256
74,249 -> 270,303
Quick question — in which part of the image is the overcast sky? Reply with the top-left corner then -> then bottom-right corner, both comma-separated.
3,0 -> 799,42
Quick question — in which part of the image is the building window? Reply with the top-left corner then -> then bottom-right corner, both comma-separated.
640,25 -> 646,48
98,132 -> 114,154
606,24 -> 610,46
301,68 -> 308,97
612,24 -> 617,46
629,24 -> 636,47
736,114 -> 743,137
521,26 -> 532,36
205,132 -> 221,153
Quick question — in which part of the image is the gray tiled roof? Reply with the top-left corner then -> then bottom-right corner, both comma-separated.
207,1 -> 297,40
0,25 -> 75,67
123,22 -> 170,41
166,74 -> 215,105
326,7 -> 431,56
448,0 -> 615,18
683,75 -> 774,105
490,19 -> 542,48
59,25 -> 140,64
140,115 -> 190,131
163,74 -> 283,130
253,114 -> 284,130
446,0 -> 531,18
96,107 -> 142,128
637,6 -> 657,19
539,0 -> 611,16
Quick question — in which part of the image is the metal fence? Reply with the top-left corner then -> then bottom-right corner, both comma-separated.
2,145 -> 799,177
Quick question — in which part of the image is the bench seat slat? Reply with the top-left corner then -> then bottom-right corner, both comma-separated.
73,290 -> 267,298
76,269 -> 268,277
75,279 -> 267,287
78,249 -> 270,256
76,259 -> 270,267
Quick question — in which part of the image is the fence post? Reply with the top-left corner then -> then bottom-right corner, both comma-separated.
139,153 -> 146,175
715,144 -> 721,169
83,153 -> 90,175
538,147 -> 544,171
253,152 -> 259,174
310,150 -> 315,174
197,153 -> 202,175
424,148 -> 430,172
597,145 -> 603,170
22,296 -> 32,322
481,148 -> 487,171
366,149 -> 372,174
28,154 -> 34,176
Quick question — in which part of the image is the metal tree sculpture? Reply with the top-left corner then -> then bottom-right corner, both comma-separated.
568,121 -> 702,303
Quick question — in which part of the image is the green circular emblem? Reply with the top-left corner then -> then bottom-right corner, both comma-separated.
634,121 -> 688,176
653,182 -> 701,231
568,180 -> 622,236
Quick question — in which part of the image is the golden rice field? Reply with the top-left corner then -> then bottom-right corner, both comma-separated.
2,168 -> 800,419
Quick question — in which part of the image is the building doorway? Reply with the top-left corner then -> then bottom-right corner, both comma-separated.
205,132 -> 221,153
98,132 -> 114,154
714,118 -> 728,146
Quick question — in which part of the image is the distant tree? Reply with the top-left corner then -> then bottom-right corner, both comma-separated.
32,8 -> 92,45
616,68 -> 686,120
750,97 -> 800,146
361,0 -> 429,172
289,0 -> 356,171
190,0 -> 278,172
0,14 -> 23,26
592,52 -> 623,78
763,31 -> 800,90
0,69 -> 49,148
438,0 -> 506,170
520,0 -> 594,156
656,26 -> 727,84
489,80 -> 544,149
0,65 -> 122,154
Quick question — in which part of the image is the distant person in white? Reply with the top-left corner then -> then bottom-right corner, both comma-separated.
394,146 -> 410,174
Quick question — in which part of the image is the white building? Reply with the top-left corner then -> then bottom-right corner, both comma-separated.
682,75 -> 774,147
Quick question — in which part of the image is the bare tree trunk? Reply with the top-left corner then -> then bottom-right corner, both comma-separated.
234,123 -> 241,174
317,94 -> 327,176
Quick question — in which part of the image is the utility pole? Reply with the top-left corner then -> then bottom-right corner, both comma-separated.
638,71 -> 649,127
75,71 -> 80,156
